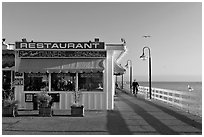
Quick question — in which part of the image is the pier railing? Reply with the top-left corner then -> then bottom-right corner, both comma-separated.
121,83 -> 201,117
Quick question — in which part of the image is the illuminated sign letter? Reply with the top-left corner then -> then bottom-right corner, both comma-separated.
92,42 -> 99,48
20,43 -> 28,49
84,43 -> 91,48
37,43 -> 44,48
68,43 -> 75,48
44,43 -> 51,49
29,43 -> 36,48
59,43 -> 66,48
51,43 -> 59,49
75,43 -> 83,49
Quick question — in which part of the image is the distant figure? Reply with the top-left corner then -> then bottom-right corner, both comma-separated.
115,83 -> 119,95
132,79 -> 139,96
115,83 -> 119,89
188,85 -> 194,92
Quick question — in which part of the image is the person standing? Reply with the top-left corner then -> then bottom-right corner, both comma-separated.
132,79 -> 139,96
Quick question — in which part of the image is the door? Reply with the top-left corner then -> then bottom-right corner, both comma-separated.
33,94 -> 38,110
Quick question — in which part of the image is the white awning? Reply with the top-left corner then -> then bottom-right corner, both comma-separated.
114,62 -> 126,75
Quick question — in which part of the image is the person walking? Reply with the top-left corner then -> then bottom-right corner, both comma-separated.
132,79 -> 139,97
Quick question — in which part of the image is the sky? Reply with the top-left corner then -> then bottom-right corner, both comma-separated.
2,2 -> 202,82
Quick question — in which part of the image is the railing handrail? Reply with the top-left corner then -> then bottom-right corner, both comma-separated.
139,86 -> 199,97
121,84 -> 201,117
138,86 -> 201,117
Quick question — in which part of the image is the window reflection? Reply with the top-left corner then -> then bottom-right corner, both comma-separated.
51,73 -> 75,91
78,72 -> 103,91
23,72 -> 103,92
24,73 -> 49,91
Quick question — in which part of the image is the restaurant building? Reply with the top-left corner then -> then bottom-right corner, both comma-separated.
12,38 -> 126,110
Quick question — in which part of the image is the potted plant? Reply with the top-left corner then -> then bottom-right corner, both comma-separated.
71,90 -> 84,117
2,88 -> 19,117
37,91 -> 53,117
2,99 -> 19,117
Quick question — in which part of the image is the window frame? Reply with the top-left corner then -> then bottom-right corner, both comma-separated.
24,72 -> 49,91
78,72 -> 104,92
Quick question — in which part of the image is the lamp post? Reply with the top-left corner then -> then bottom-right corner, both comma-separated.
140,46 -> 152,99
119,64 -> 124,89
121,74 -> 124,89
125,60 -> 133,92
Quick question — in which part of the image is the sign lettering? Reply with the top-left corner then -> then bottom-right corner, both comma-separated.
16,42 -> 105,50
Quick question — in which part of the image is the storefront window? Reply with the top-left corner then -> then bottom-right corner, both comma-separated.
78,72 -> 103,91
24,73 -> 49,91
51,73 -> 75,91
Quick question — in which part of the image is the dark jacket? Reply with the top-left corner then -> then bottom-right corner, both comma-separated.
132,82 -> 139,87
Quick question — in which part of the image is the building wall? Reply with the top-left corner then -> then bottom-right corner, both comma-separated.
16,85 -> 107,110
14,41 -> 125,111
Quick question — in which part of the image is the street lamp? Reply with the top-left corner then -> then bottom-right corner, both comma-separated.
140,46 -> 152,99
125,60 -> 133,92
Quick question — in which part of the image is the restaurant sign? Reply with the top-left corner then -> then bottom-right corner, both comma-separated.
18,50 -> 106,58
16,42 -> 105,50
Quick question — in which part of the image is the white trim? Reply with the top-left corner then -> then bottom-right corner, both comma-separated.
106,44 -> 126,51
76,73 -> 78,91
2,68 -> 13,71
49,73 -> 51,91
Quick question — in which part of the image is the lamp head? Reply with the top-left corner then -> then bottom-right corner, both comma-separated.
140,53 -> 147,60
125,63 -> 128,68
